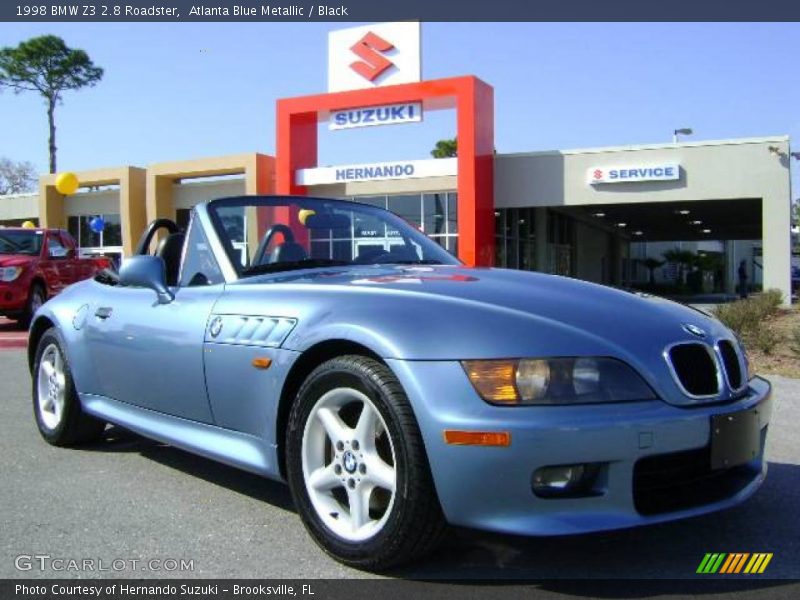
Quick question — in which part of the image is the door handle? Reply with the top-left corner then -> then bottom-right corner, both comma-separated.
95,307 -> 113,320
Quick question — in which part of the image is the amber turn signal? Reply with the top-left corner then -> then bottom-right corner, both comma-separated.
251,357 -> 273,369
461,359 -> 519,403
443,430 -> 511,447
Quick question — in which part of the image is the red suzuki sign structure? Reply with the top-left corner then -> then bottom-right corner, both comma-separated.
276,75 -> 496,266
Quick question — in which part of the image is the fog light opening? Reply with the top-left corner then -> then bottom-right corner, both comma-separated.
532,463 -> 603,498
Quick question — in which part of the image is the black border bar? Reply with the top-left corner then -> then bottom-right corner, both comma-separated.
3,0 -> 800,22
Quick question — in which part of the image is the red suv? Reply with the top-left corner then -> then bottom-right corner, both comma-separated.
0,228 -> 110,326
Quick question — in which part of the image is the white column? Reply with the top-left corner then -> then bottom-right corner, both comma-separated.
724,240 -> 737,296
761,194 -> 792,306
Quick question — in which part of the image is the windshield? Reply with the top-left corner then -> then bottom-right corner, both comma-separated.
0,230 -> 43,256
207,196 -> 461,277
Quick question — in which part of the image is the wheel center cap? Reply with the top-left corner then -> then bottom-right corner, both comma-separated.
342,450 -> 357,473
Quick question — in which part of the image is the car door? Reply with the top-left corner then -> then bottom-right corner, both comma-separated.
43,232 -> 73,293
60,232 -> 91,280
83,217 -> 225,424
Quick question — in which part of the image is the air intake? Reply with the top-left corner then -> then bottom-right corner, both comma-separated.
718,340 -> 744,391
667,343 -> 719,397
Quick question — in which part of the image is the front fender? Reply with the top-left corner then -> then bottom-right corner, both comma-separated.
27,280 -> 102,393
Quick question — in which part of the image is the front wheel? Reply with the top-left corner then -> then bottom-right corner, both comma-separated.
20,283 -> 45,328
33,328 -> 106,446
286,355 -> 445,570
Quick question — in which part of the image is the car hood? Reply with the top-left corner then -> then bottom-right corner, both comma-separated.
0,255 -> 34,268
246,264 -> 717,331
224,265 -> 733,405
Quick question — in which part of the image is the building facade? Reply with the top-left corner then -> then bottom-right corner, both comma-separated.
0,22 -> 793,302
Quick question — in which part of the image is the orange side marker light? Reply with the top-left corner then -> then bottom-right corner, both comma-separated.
443,430 -> 511,447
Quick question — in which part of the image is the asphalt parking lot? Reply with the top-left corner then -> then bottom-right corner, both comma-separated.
0,317 -> 27,349
1,348 -> 798,583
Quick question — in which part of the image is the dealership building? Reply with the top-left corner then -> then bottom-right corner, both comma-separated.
1,23 -> 794,302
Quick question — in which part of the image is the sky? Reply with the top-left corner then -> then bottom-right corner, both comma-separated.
0,22 -> 798,196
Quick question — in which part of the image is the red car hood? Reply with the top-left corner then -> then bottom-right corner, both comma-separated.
0,255 -> 35,268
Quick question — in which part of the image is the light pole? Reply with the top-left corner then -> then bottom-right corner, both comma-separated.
673,128 -> 693,144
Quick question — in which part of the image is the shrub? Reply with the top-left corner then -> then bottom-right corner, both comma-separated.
713,290 -> 785,354
713,300 -> 761,338
750,325 -> 783,355
790,326 -> 800,358
756,289 -> 783,316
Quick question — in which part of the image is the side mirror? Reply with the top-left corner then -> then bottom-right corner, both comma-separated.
119,256 -> 174,304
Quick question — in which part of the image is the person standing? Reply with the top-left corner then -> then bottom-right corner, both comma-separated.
738,260 -> 748,299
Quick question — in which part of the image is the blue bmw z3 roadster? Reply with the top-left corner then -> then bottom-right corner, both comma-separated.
29,195 -> 772,569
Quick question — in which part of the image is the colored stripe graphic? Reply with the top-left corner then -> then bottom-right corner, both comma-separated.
720,553 -> 749,573
697,553 -> 727,573
744,553 -> 773,574
698,553 -> 773,574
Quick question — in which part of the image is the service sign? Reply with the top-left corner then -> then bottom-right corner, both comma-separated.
328,22 -> 421,92
589,163 -> 680,184
297,158 -> 457,186
330,102 -> 423,130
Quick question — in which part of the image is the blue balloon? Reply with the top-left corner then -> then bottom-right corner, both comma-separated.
89,216 -> 105,234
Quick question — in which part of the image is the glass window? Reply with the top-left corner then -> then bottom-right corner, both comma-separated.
67,216 -> 80,243
423,193 -> 446,235
354,196 -> 387,210
179,215 -> 224,287
47,234 -> 66,258
0,230 -> 43,256
79,216 -> 101,248
219,211 -> 245,243
387,195 -> 422,229
57,232 -> 76,257
353,212 -> 385,238
103,214 -> 122,247
332,240 -> 353,261
208,196 -> 459,276
447,193 -> 458,234
494,208 -> 536,271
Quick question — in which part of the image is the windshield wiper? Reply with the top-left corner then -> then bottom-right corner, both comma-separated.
244,258 -> 350,276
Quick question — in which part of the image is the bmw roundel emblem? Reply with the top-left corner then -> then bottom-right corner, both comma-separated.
682,323 -> 706,338
209,316 -> 223,338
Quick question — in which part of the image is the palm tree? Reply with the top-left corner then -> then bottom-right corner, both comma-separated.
431,138 -> 457,158
641,257 -> 664,286
662,248 -> 696,285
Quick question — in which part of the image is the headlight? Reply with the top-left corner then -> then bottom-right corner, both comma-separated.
0,267 -> 22,282
462,357 -> 656,405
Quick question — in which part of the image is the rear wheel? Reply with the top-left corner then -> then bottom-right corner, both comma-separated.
286,355 -> 445,570
33,328 -> 106,446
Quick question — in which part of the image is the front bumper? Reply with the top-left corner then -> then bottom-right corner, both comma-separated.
0,282 -> 26,315
387,359 -> 772,536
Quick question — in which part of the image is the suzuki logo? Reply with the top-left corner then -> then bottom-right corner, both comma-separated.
349,32 -> 395,82
593,169 -> 603,180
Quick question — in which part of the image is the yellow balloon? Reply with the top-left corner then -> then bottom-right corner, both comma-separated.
55,172 -> 79,195
21,220 -> 37,229
298,209 -> 316,225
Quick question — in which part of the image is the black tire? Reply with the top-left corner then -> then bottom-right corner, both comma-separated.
20,283 -> 46,328
286,355 -> 446,571
32,327 -> 106,446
